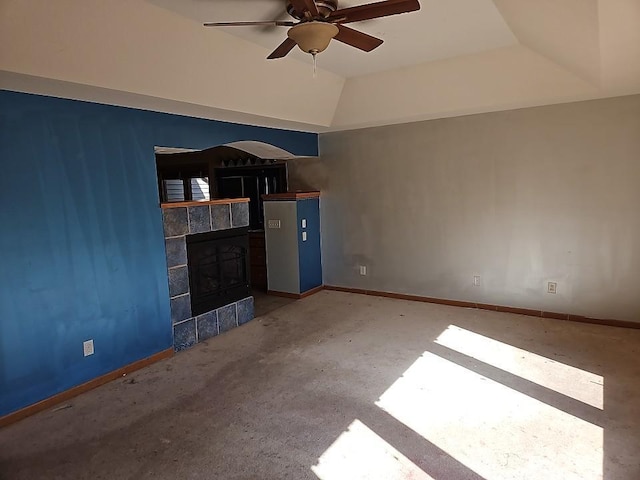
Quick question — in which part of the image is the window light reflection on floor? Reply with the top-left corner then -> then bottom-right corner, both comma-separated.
312,419 -> 433,480
435,325 -> 604,409
376,349 -> 603,480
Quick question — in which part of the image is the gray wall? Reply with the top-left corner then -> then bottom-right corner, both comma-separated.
288,95 -> 640,322
264,201 -> 301,294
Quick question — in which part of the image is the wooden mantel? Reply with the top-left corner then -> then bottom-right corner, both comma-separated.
161,198 -> 250,209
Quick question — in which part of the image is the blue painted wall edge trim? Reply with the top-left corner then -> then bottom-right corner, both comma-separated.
0,90 -> 318,417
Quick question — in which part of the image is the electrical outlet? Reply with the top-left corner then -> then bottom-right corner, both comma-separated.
359,265 -> 367,276
547,282 -> 557,294
267,219 -> 281,229
473,275 -> 481,287
83,339 -> 94,357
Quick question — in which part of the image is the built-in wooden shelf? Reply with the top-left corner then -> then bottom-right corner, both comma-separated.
161,198 -> 250,209
262,191 -> 320,201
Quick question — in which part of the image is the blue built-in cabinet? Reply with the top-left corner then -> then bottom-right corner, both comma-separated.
263,192 -> 322,296
0,90 -> 318,419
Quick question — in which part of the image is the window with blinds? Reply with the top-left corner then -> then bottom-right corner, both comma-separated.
162,178 -> 210,202
191,178 -> 210,200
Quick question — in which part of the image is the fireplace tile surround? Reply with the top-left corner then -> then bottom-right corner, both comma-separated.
161,198 -> 254,351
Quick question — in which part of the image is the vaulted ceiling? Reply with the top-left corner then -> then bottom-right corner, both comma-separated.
1,0 -> 639,132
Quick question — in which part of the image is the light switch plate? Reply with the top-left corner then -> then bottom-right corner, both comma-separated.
267,219 -> 281,229
301,219 -> 307,228
302,231 -> 307,242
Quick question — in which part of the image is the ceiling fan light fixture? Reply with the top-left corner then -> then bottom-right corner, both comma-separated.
287,21 -> 339,55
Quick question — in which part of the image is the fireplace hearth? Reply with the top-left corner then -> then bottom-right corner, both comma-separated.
187,227 -> 250,316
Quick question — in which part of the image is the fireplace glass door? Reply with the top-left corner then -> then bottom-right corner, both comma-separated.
186,227 -> 250,316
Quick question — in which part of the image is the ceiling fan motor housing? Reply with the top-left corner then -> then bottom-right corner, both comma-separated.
287,0 -> 338,20
205,0 -> 421,60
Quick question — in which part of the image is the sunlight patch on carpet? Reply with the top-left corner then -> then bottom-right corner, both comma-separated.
312,419 -> 433,480
435,325 -> 603,409
376,349 -> 603,480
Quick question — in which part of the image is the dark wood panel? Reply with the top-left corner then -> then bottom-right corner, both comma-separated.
251,269 -> 268,290
250,249 -> 266,266
249,231 -> 268,291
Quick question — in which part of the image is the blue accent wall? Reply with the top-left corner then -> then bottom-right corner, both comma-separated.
0,90 -> 318,417
297,198 -> 322,293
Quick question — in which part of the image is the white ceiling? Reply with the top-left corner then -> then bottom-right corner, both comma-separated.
1,0 -> 640,132
148,0 -> 518,78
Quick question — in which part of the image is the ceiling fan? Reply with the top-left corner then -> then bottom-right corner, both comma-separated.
204,0 -> 421,60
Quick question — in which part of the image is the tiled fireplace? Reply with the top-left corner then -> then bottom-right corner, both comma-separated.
161,199 -> 254,351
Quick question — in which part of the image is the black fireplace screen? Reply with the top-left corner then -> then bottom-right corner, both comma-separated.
186,227 -> 250,316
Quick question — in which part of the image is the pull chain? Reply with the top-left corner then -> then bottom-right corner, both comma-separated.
312,52 -> 317,78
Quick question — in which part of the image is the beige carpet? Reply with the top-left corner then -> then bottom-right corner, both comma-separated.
1,290 -> 638,479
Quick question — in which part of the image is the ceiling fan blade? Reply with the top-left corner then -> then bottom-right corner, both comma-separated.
289,0 -> 320,17
204,21 -> 296,27
267,38 -> 297,59
328,0 -> 420,24
334,25 -> 383,52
